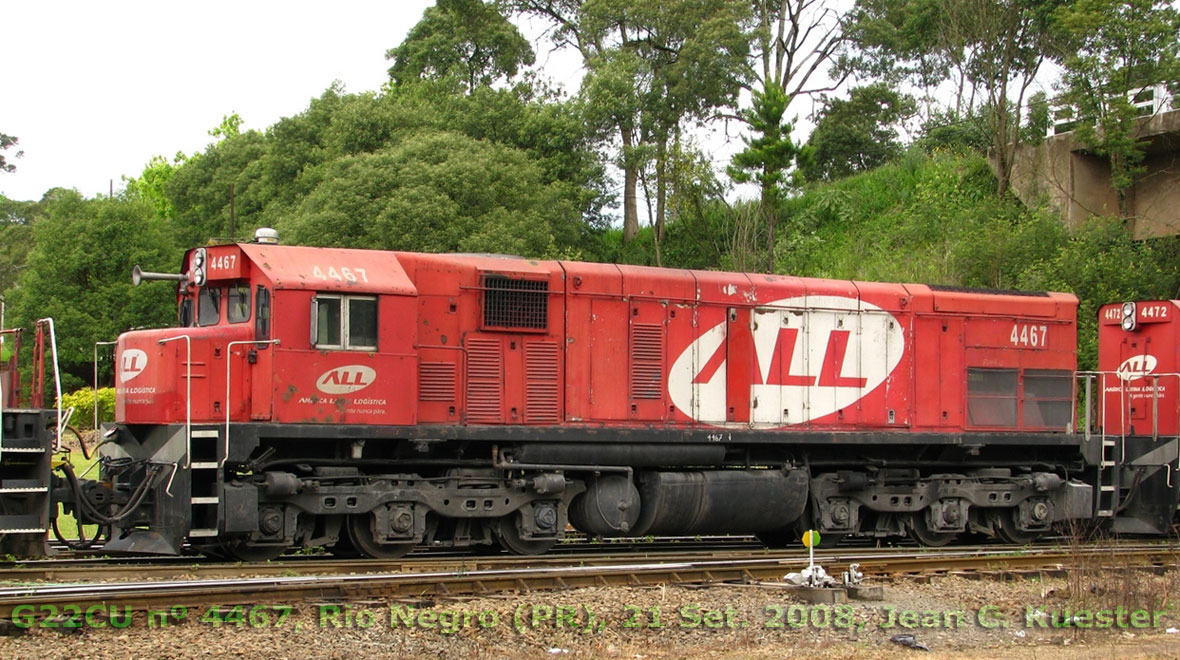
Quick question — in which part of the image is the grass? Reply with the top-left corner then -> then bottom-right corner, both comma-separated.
52,449 -> 101,542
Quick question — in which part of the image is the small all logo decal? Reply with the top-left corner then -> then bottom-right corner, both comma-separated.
120,349 -> 148,383
316,365 -> 377,394
1116,354 -> 1158,381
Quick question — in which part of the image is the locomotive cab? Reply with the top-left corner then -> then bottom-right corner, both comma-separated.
106,232 -> 424,554
117,238 -> 421,428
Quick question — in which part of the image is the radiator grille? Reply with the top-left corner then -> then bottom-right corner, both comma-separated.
630,323 -> 665,400
466,338 -> 503,423
419,362 -> 456,402
525,342 -> 559,423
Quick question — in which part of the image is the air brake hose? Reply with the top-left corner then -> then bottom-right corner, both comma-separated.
59,460 -> 164,525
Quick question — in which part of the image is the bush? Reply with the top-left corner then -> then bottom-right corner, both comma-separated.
58,387 -> 115,430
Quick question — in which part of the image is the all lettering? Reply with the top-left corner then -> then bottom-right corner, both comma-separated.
693,328 -> 867,387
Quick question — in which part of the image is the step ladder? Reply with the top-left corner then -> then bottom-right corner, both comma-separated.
0,410 -> 55,556
1096,436 -> 1121,517
188,426 -> 222,539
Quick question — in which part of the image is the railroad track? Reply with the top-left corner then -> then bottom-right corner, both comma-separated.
0,543 -> 1176,619
43,534 -> 767,561
3,537 -> 1163,583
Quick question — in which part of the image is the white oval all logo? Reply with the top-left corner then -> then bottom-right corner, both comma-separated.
316,365 -> 377,394
119,349 -> 148,383
1117,354 -> 1158,381
668,295 -> 906,427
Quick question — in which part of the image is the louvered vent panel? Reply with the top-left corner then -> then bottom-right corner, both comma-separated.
419,362 -> 456,402
524,342 -> 559,423
630,323 -> 665,400
466,338 -> 503,423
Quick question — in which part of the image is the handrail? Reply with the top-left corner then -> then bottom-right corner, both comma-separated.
1078,369 -> 1180,487
224,339 -> 280,471
93,340 -> 117,430
36,318 -> 64,451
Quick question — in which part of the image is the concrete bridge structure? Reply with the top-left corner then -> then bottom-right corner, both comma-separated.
1004,103 -> 1180,239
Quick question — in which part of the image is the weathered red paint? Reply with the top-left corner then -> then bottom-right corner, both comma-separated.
117,244 -> 1079,434
1097,301 -> 1180,436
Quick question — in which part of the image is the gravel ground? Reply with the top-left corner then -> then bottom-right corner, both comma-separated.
3,571 -> 1179,659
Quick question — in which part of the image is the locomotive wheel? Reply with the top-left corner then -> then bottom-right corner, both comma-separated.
992,509 -> 1041,545
494,516 -> 556,555
908,513 -> 957,547
218,539 -> 288,562
346,515 -> 415,559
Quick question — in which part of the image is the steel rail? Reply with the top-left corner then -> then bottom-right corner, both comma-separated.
0,546 -> 1176,619
1,542 -> 1171,584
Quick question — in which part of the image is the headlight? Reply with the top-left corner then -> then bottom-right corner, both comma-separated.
192,248 -> 207,286
1121,301 -> 1137,332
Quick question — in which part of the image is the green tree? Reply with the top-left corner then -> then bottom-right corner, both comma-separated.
1052,0 -> 1180,216
796,83 -> 916,183
728,85 -> 796,271
124,154 -> 185,220
0,195 -> 37,296
727,0 -> 853,271
166,125 -> 267,246
1023,216 -> 1177,368
6,192 -> 180,386
157,79 -> 607,257
844,0 -> 949,116
0,133 -> 22,173
388,0 -> 535,92
952,0 -> 1062,194
514,0 -> 752,247
846,0 -> 1062,193
279,131 -> 578,257
209,113 -> 244,141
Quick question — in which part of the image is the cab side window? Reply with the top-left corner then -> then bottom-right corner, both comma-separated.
255,286 -> 271,341
198,288 -> 221,327
228,285 -> 251,323
179,298 -> 194,327
312,294 -> 377,350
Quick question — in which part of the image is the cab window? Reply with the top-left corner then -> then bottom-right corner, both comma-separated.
313,295 -> 377,350
179,297 -> 194,327
228,284 -> 251,323
255,286 -> 271,341
198,288 -> 221,327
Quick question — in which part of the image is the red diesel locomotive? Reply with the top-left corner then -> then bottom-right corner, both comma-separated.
1,230 -> 1176,558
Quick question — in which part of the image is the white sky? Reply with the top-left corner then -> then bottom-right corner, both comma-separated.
2,1 -> 449,202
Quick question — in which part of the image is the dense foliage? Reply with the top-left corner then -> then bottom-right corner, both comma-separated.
59,387 -> 116,430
